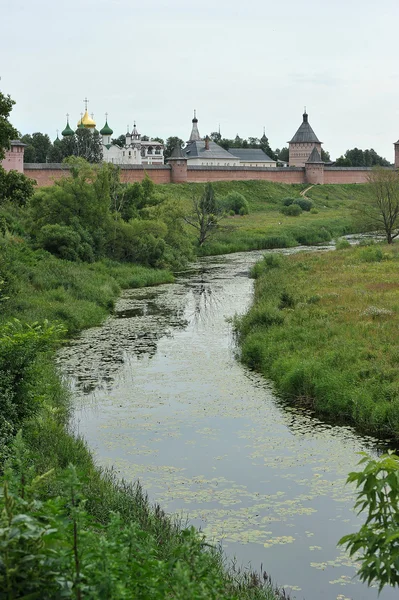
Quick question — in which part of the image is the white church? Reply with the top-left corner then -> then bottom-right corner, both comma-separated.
61,103 -> 164,165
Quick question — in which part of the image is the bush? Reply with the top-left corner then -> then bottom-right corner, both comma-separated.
335,238 -> 351,250
293,198 -> 313,211
310,208 -> 319,214
359,245 -> 383,262
281,197 -> 296,206
281,204 -> 302,216
38,224 -> 95,262
223,192 -> 249,215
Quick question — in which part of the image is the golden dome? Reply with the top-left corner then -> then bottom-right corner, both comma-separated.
77,110 -> 96,129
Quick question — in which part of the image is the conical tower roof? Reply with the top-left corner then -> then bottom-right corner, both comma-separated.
168,143 -> 186,160
188,110 -> 201,142
289,111 -> 321,144
306,146 -> 324,163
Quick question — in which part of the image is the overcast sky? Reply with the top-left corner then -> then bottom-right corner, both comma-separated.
2,0 -> 398,160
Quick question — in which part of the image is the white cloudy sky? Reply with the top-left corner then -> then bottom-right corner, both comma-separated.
2,0 -> 398,160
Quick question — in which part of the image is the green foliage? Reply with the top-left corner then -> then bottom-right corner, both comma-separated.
335,147 -> 391,167
38,223 -> 95,262
223,191 -> 249,215
21,132 -> 52,163
0,91 -> 18,160
164,136 -> 185,160
293,198 -> 313,212
335,238 -> 351,250
339,453 -> 399,592
184,183 -> 224,246
281,197 -> 297,207
0,320 -> 65,460
359,245 -> 383,262
281,204 -> 302,216
0,166 -> 35,206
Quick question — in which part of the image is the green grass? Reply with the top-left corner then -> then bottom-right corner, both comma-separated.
155,180 -> 371,254
236,242 -> 399,440
0,238 -> 173,334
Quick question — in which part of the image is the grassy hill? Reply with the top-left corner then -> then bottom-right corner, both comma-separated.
155,180 -> 373,254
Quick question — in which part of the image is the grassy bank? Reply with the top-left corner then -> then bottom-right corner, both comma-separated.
236,242 -> 399,440
0,237 -> 173,334
156,180 -> 372,254
0,237 -> 284,598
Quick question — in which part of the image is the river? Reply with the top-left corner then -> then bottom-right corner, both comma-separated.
58,247 -> 396,600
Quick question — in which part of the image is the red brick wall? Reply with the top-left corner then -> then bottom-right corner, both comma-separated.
25,168 -> 70,187
324,168 -> 370,184
187,168 -> 306,184
25,164 -> 375,188
395,144 -> 399,169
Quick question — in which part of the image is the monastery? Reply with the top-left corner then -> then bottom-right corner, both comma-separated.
2,104 -> 399,186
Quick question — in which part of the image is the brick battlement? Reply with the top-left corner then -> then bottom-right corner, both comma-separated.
23,162 -> 379,187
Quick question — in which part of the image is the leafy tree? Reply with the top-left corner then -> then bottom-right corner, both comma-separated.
336,148 -> 391,167
353,167 -> 399,243
339,452 -> 399,592
184,183 -> 224,246
210,131 -> 222,143
112,134 -> 126,148
21,132 -> 52,163
0,91 -> 18,160
164,136 -> 184,160
321,148 -> 330,162
276,147 -> 289,162
0,166 -> 35,206
152,136 -> 164,145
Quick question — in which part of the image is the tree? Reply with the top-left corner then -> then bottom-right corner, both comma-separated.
112,134 -> 126,148
0,91 -> 18,160
353,167 -> 399,243
276,147 -> 289,162
164,136 -> 184,160
321,148 -> 330,162
0,166 -> 35,206
183,183 -> 224,246
339,452 -> 399,592
336,148 -> 391,167
210,131 -> 221,143
21,132 -> 52,163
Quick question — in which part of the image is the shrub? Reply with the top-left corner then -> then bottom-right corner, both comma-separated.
335,238 -> 351,250
281,204 -> 302,216
310,208 -> 319,214
38,224 -> 95,262
223,191 -> 249,215
293,198 -> 313,211
281,197 -> 296,206
359,245 -> 383,263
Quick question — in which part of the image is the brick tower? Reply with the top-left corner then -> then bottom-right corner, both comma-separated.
395,139 -> 399,169
305,146 -> 324,184
168,143 -> 188,183
289,110 -> 322,167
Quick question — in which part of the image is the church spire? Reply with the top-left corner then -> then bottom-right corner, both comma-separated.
188,109 -> 201,142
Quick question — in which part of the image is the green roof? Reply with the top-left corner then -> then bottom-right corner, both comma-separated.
62,120 -> 74,137
54,135 -> 62,146
100,120 -> 113,135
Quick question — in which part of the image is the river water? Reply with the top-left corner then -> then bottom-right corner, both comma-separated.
58,247 -> 396,600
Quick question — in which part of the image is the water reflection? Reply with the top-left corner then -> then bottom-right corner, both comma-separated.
59,247 -> 396,600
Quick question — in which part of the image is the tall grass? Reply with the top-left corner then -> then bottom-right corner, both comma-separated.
235,243 -> 399,440
0,238 -> 173,334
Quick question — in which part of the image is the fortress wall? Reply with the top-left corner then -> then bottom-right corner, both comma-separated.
323,168 -> 371,184
119,166 -> 171,184
24,167 -> 71,187
25,164 -> 376,188
187,167 -> 306,184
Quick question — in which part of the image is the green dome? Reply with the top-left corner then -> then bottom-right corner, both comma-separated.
76,122 -> 85,132
54,135 -> 62,146
62,120 -> 74,137
100,120 -> 113,135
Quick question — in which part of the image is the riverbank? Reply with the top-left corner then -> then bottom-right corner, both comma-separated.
0,240 -> 284,598
236,242 -> 399,441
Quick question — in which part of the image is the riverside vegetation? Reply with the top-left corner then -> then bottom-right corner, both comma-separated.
236,242 -> 399,440
0,152 -> 392,597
